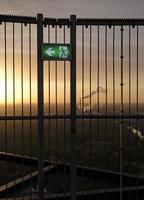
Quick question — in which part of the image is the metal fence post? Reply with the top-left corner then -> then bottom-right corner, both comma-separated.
37,13 -> 44,200
70,14 -> 77,200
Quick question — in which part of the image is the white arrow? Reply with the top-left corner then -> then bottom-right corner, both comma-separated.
45,47 -> 55,57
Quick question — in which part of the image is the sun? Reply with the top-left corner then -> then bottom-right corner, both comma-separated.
0,78 -> 14,104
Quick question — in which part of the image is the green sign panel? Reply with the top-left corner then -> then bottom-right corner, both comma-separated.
42,43 -> 71,61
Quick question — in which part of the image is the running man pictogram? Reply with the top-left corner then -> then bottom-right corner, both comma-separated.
59,46 -> 68,58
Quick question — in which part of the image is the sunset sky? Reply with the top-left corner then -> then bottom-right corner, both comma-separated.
0,0 -> 144,107
0,0 -> 144,18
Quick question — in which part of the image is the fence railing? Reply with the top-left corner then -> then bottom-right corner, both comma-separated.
0,14 -> 144,200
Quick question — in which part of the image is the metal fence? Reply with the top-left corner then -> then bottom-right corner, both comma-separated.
0,14 -> 144,200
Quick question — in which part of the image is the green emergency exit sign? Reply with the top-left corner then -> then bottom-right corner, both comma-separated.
42,43 -> 71,61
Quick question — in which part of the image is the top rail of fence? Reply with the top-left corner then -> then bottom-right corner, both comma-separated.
1,14 -> 144,26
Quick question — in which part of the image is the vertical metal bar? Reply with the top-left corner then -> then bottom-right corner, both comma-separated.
82,25 -> 84,146
37,13 -> 44,200
55,25 -> 58,171
13,22 -> 15,157
136,25 -> 139,200
120,25 -> 124,200
70,15 -> 77,200
63,25 -> 66,199
97,25 -> 100,149
54,25 -> 58,199
112,25 -> 115,200
48,24 -> 51,165
48,25 -> 51,168
47,23 -> 51,199
97,25 -> 100,200
29,23 -> 32,200
136,25 -> 139,139
55,25 -> 58,199
4,21 -> 8,200
81,25 -> 84,200
89,25 -> 92,200
13,22 -> 16,200
21,23 -> 24,200
89,25 -> 92,163
4,21 -> 7,156
105,25 -> 108,200
128,25 -> 131,200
